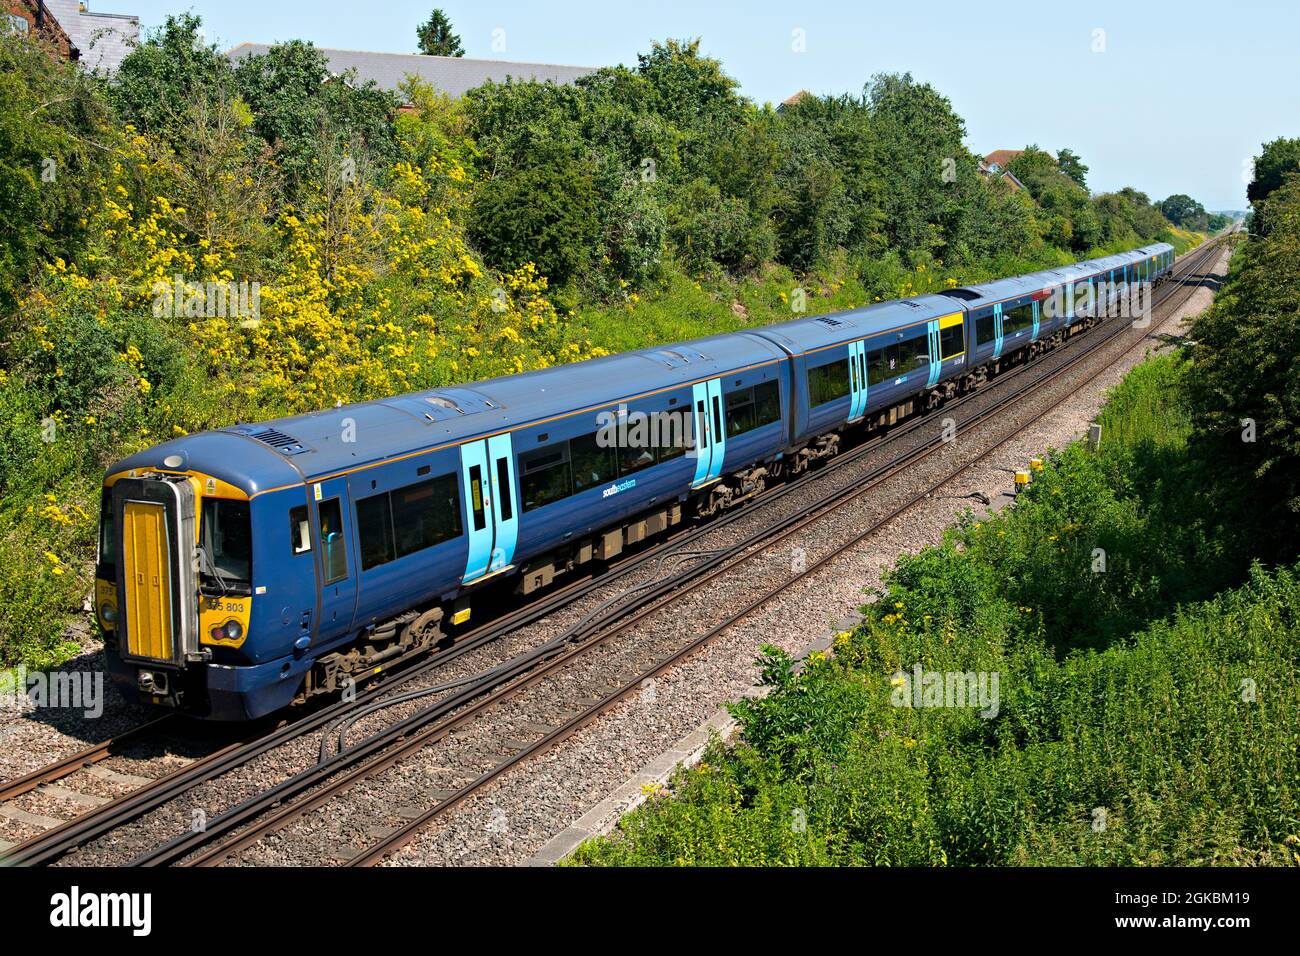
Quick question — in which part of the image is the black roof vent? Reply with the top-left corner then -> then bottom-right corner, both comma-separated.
249,427 -> 309,456
815,316 -> 846,328
938,288 -> 982,301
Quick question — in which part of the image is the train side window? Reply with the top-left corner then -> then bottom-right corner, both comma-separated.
618,442 -> 656,476
520,443 -> 573,512
356,493 -> 395,571
467,464 -> 487,531
896,333 -> 929,371
98,490 -> 116,577
318,498 -> 348,583
940,323 -> 964,359
725,386 -> 757,437
392,473 -> 463,558
975,312 -> 996,345
753,380 -> 781,427
1004,303 -> 1034,334
290,505 -> 311,555
695,399 -> 709,450
494,458 -> 513,522
614,407 -> 658,476
570,430 -> 616,493
867,348 -> 890,385
808,358 -> 851,406
1072,283 -> 1092,316
657,408 -> 689,463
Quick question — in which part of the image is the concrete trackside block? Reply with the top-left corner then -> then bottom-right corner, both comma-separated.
40,784 -> 112,808
0,804 -> 63,830
524,621 -> 859,866
83,764 -> 154,788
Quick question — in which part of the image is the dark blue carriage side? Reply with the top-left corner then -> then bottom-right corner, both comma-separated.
467,330 -> 790,567
942,249 -> 1144,366
1133,242 -> 1175,284
751,294 -> 967,445
237,331 -> 790,647
936,273 -> 1043,368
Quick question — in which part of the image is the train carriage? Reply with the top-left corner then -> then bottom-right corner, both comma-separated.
96,240 -> 1181,720
753,294 -> 971,443
100,333 -> 792,718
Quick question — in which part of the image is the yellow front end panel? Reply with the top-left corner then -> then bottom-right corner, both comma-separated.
122,500 -> 174,660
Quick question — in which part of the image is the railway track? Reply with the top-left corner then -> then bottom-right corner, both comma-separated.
0,235 -> 1225,867
0,716 -> 174,806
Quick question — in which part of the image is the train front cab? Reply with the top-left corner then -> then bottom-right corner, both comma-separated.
97,468 -> 305,720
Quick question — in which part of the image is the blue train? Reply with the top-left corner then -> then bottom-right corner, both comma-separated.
96,243 -> 1174,719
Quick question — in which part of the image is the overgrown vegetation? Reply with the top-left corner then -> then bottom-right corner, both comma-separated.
0,13 -> 1211,668
1186,176 -> 1300,559
568,355 -> 1300,866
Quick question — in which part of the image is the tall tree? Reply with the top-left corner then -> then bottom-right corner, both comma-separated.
1158,193 -> 1206,228
1187,176 -> 1300,555
1247,137 -> 1300,234
416,8 -> 465,57
111,13 -> 230,135
1056,147 -> 1089,190
0,30 -> 111,312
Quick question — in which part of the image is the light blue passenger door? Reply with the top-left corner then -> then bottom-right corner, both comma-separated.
925,320 -> 942,388
485,433 -> 518,573
690,378 -> 726,488
848,340 -> 868,421
459,434 -> 519,583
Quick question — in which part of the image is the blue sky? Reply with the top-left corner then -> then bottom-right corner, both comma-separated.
115,0 -> 1292,210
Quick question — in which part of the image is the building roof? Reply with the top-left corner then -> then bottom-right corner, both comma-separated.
982,149 -> 1024,172
3,0 -> 75,58
781,90 -> 812,107
44,0 -> 139,73
224,43 -> 598,101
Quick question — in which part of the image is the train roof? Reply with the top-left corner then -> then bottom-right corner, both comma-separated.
108,329 -> 789,494
941,258 -> 1101,309
750,293 -> 959,355
1135,241 -> 1175,256
942,244 -> 1172,309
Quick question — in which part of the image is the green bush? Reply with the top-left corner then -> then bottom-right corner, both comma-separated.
469,151 -> 601,290
1187,177 -> 1300,559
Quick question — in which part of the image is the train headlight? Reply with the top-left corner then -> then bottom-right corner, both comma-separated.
99,603 -> 117,626
222,619 -> 243,641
